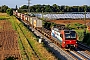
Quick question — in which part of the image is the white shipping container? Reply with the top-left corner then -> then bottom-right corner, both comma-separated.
21,14 -> 24,20
24,15 -> 28,21
21,14 -> 23,19
33,19 -> 42,28
18,13 -> 21,18
26,16 -> 29,21
29,17 -> 37,25
30,18 -> 33,25
24,15 -> 26,20
26,16 -> 28,20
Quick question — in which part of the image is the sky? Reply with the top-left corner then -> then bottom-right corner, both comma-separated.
0,0 -> 90,8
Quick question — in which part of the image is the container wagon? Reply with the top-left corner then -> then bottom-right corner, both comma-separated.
13,11 -> 42,28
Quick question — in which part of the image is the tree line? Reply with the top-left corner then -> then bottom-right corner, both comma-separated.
18,4 -> 90,13
0,4 -> 90,13
0,5 -> 13,16
0,5 -> 9,13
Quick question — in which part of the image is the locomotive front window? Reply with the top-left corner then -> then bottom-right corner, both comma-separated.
65,31 -> 76,39
70,31 -> 76,38
65,34 -> 70,38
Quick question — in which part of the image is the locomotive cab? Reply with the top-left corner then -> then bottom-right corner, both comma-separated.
61,30 -> 77,48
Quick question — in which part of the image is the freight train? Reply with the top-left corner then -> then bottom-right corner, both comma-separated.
13,11 -> 77,49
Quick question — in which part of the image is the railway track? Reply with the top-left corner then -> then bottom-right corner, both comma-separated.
67,50 -> 89,60
34,26 -> 90,60
76,42 -> 90,60
78,42 -> 90,51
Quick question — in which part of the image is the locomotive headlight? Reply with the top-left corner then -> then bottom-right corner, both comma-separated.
76,42 -> 77,43
74,45 -> 76,47
63,42 -> 65,44
70,41 -> 71,43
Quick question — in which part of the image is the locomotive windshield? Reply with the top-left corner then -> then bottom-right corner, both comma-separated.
64,31 -> 76,40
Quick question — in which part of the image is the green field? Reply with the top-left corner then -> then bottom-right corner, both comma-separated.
0,13 -> 9,20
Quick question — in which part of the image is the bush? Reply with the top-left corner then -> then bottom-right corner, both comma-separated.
75,23 -> 82,26
77,31 -> 84,41
83,33 -> 90,44
87,38 -> 90,45
43,22 -> 51,30
6,8 -> 13,16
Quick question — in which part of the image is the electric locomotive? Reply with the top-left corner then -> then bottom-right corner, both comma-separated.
51,25 -> 77,48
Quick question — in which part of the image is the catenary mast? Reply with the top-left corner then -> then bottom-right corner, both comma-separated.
28,0 -> 30,14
